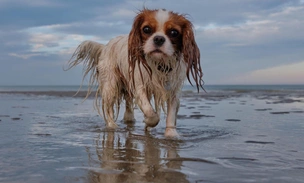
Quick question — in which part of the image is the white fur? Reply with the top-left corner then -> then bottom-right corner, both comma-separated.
67,35 -> 186,137
143,33 -> 174,57
66,9 -> 198,138
155,9 -> 170,31
100,35 -> 186,132
143,10 -> 174,57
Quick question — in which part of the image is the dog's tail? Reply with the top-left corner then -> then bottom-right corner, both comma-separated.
64,40 -> 104,101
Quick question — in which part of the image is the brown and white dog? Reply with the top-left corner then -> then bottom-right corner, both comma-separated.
66,8 -> 204,137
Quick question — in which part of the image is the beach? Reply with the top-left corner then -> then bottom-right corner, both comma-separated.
0,85 -> 304,183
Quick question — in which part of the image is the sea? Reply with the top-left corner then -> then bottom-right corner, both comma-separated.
1,84 -> 304,183
0,84 -> 304,92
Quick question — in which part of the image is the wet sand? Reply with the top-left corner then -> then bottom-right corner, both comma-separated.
0,90 -> 304,182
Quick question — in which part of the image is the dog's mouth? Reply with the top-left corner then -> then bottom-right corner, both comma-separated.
150,49 -> 163,54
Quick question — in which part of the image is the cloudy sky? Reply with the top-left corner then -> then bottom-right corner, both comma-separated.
1,0 -> 303,85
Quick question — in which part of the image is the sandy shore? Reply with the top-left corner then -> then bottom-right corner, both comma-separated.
0,90 -> 304,182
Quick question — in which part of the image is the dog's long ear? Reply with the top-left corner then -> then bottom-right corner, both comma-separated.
128,10 -> 152,87
128,13 -> 144,65
182,19 -> 204,92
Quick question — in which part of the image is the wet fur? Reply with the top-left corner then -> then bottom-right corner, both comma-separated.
66,9 -> 203,137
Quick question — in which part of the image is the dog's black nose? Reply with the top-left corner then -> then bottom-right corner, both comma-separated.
153,36 -> 165,47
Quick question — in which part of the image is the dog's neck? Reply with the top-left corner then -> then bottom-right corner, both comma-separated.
145,55 -> 179,74
157,64 -> 173,73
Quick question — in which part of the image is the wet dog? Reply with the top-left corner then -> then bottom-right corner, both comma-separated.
66,8 -> 203,137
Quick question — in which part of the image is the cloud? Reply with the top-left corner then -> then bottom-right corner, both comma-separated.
9,53 -> 41,59
197,5 -> 304,46
0,0 -> 59,8
0,0 -> 304,85
52,20 -> 130,38
195,1 -> 304,84
112,8 -> 135,17
223,61 -> 304,84
29,33 -> 61,51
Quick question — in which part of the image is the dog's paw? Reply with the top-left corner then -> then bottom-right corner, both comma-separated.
107,122 -> 118,129
144,114 -> 160,127
165,127 -> 179,138
123,112 -> 135,122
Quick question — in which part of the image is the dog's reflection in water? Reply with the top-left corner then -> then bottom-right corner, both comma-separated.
85,129 -> 188,183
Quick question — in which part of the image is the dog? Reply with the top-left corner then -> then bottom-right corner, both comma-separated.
66,8 -> 204,137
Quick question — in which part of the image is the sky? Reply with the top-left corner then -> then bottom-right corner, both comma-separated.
0,0 -> 303,85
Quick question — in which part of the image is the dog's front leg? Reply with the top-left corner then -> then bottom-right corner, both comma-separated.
165,96 -> 180,137
136,88 -> 160,130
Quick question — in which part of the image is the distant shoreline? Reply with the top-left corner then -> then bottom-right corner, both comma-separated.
1,89 -> 304,100
0,91 -> 94,98
0,84 -> 303,93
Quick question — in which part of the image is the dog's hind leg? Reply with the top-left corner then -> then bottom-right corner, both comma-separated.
123,93 -> 135,122
101,81 -> 120,128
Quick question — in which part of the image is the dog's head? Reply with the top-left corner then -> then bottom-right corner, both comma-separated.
128,8 -> 203,90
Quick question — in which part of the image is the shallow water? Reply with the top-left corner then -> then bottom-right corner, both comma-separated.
0,92 -> 304,183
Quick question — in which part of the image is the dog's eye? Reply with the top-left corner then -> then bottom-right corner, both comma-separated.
169,29 -> 179,38
143,26 -> 152,34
